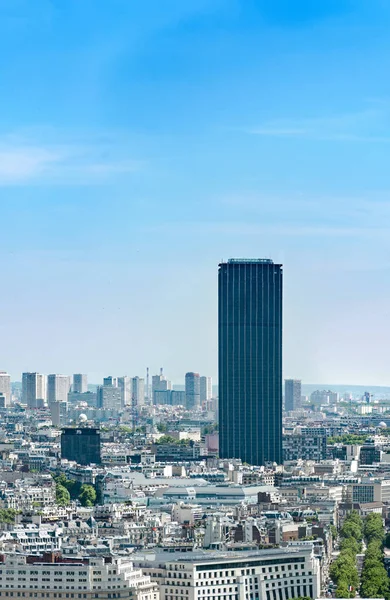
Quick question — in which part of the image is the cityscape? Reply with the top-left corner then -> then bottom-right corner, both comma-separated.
2,2 -> 390,600
1,259 -> 390,600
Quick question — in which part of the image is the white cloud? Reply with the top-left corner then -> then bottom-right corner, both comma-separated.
247,106 -> 390,142
0,132 -> 143,185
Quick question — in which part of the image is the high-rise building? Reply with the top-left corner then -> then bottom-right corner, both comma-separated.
73,374 -> 88,394
132,376 -> 145,407
284,379 -> 302,411
22,372 -> 46,408
0,372 -> 11,407
219,258 -> 283,466
97,385 -> 122,411
47,374 -> 70,405
61,427 -> 101,465
200,376 -> 212,403
185,372 -> 200,409
152,371 -> 172,404
118,376 -> 131,406
103,376 -> 117,387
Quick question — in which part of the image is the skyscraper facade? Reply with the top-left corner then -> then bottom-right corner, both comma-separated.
73,374 -> 88,394
47,374 -> 70,405
22,372 -> 46,408
61,428 -> 101,465
132,377 -> 145,407
185,372 -> 200,409
200,376 -> 212,403
219,259 -> 283,466
118,376 -> 131,406
285,379 -> 302,411
0,372 -> 11,407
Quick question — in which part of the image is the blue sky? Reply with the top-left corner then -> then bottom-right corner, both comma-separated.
1,0 -> 390,385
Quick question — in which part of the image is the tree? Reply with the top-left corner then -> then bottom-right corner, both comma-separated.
56,484 -> 70,506
78,484 -> 97,507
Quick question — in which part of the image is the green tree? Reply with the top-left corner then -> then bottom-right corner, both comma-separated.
56,484 -> 70,506
78,484 -> 97,507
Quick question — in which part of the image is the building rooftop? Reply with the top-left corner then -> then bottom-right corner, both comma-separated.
227,258 -> 274,264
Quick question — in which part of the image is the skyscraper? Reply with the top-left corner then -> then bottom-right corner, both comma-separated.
73,374 -> 88,394
152,371 -> 172,404
132,376 -> 145,407
118,376 -> 131,406
285,379 -> 302,411
47,374 -> 70,405
200,376 -> 212,403
0,372 -> 11,407
185,372 -> 200,409
219,259 -> 283,466
22,372 -> 46,408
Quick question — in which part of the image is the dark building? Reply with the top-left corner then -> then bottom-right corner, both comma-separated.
360,439 -> 381,465
219,258 -> 283,466
285,379 -> 302,411
61,428 -> 101,465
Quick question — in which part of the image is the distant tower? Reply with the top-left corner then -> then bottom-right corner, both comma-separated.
48,374 -> 71,406
73,374 -> 88,394
146,367 -> 150,403
132,376 -> 145,407
200,376 -> 212,403
285,380 -> 302,411
22,372 -> 46,408
185,372 -> 200,409
0,372 -> 11,407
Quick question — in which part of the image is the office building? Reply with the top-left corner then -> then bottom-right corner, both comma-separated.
132,376 -> 145,407
284,379 -> 302,411
219,259 -> 283,466
152,371 -> 172,404
61,427 -> 101,465
0,553 -> 158,600
47,374 -> 70,405
138,546 -> 320,600
118,375 -> 131,405
185,372 -> 200,409
73,373 -> 88,393
68,390 -> 98,407
0,371 -> 11,406
22,372 -> 46,408
97,385 -> 122,411
103,375 -> 117,387
200,375 -> 212,402
283,428 -> 327,462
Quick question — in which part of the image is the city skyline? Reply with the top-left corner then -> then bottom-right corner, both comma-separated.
2,1 -> 390,385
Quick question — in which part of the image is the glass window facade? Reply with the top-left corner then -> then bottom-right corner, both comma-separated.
218,259 -> 283,465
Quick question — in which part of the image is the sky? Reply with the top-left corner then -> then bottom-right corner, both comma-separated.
1,0 -> 390,385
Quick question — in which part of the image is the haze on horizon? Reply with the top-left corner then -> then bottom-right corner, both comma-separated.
1,0 -> 390,386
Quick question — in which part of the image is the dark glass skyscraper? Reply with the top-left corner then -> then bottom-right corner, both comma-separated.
218,259 -> 283,466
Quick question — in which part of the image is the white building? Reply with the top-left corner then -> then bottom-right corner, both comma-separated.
48,374 -> 71,404
0,553 -> 158,600
200,376 -> 212,402
139,546 -> 320,600
0,372 -> 11,406
118,376 -> 131,406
